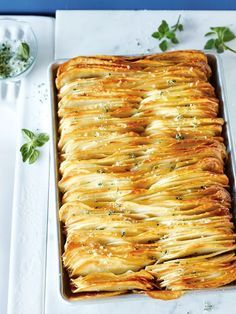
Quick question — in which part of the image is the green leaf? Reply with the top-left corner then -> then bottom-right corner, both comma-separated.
205,31 -> 215,37
216,45 -> 225,53
17,42 -> 30,61
20,128 -> 49,164
205,26 -> 236,54
158,20 -> 169,34
223,28 -> 236,42
166,31 -> 175,39
20,143 -> 33,162
171,37 -> 179,44
215,38 -> 225,53
210,26 -> 224,33
159,40 -> 168,51
22,128 -> 35,141
171,15 -> 182,31
152,15 -> 183,50
152,31 -> 160,39
204,39 -> 215,50
28,149 -> 40,164
35,133 -> 49,147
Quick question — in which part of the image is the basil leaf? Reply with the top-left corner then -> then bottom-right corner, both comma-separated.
223,28 -> 236,42
20,128 -> 49,164
171,37 -> 179,44
205,31 -> 215,37
20,143 -> 33,162
22,128 -> 35,141
158,20 -> 169,34
17,42 -> 30,61
152,32 -> 160,39
29,149 -> 40,164
159,40 -> 168,51
166,31 -> 175,40
178,24 -> 183,31
35,133 -> 49,147
204,39 -> 215,49
210,26 -> 224,33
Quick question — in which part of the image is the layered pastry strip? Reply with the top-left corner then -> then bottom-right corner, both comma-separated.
56,50 -> 236,299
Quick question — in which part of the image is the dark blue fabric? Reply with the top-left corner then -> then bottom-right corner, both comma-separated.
0,0 -> 236,15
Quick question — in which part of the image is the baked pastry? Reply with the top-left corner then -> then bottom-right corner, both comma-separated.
55,50 -> 236,300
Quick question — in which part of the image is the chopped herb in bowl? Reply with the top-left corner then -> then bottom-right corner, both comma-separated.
0,41 -> 33,79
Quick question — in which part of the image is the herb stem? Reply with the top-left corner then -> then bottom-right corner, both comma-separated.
172,15 -> 181,32
223,43 -> 236,53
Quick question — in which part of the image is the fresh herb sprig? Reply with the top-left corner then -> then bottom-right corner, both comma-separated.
20,129 -> 49,164
204,26 -> 236,53
152,15 -> 183,51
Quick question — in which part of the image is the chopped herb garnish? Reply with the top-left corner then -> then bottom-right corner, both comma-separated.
176,196 -> 183,200
167,79 -> 176,86
204,301 -> 214,312
97,169 -> 105,173
175,133 -> 185,140
121,231 -> 126,237
0,41 -> 32,78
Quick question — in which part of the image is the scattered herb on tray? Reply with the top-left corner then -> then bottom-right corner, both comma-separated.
20,129 -> 49,164
152,15 -> 183,51
204,26 -> 236,53
203,301 -> 215,312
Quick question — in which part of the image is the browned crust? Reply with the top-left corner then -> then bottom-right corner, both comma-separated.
55,50 -> 236,300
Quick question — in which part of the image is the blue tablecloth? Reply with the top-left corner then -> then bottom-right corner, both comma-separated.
0,0 -> 236,15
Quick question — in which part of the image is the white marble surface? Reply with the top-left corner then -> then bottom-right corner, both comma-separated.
5,16 -> 55,314
0,88 -> 17,314
44,10 -> 236,314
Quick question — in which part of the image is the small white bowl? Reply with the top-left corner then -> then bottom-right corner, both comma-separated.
0,18 -> 38,82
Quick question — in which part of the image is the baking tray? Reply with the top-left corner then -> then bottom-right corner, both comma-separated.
48,53 -> 236,302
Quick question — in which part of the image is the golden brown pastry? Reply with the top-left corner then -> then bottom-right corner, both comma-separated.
56,50 -> 236,300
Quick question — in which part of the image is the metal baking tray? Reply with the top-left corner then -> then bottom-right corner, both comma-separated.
48,53 -> 236,302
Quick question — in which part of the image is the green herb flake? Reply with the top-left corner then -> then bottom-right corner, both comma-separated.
167,79 -> 176,86
204,301 -> 214,312
129,153 -> 136,158
175,133 -> 185,140
176,196 -> 183,200
121,231 -> 126,237
97,169 -> 105,174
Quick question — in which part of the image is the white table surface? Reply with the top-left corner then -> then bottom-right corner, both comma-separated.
0,16 -> 55,314
3,10 -> 236,314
